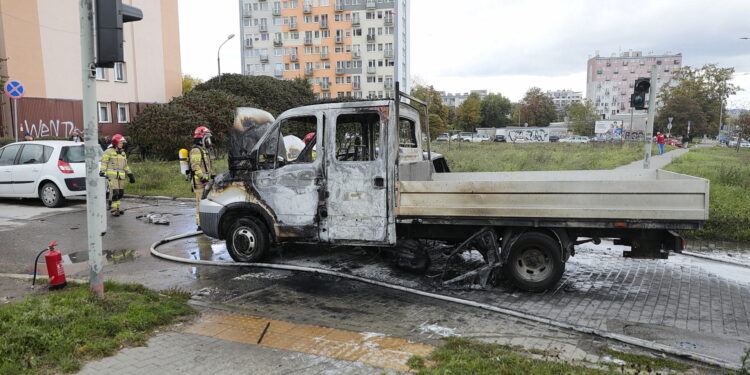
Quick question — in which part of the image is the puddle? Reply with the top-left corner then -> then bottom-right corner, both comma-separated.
104,249 -> 137,264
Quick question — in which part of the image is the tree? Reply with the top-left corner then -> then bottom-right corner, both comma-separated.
195,74 -> 314,116
411,84 -> 450,137
517,87 -> 557,127
170,89 -> 251,149
658,64 -> 740,137
568,100 -> 598,136
455,93 -> 482,131
182,74 -> 203,94
480,93 -> 512,128
654,93 -> 707,136
128,103 -> 205,160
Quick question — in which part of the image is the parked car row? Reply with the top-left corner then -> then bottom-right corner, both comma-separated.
727,138 -> 750,148
559,136 -> 590,144
0,141 -> 87,207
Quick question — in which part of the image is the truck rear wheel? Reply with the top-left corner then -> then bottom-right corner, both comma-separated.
503,232 -> 564,292
226,218 -> 269,262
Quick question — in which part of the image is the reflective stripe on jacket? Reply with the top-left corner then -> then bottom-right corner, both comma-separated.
190,146 -> 212,181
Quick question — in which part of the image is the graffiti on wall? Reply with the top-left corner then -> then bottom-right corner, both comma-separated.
21,119 -> 80,139
506,128 -> 549,143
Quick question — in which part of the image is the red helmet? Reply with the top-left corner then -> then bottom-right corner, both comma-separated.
194,126 -> 212,139
111,134 -> 127,147
303,132 -> 316,145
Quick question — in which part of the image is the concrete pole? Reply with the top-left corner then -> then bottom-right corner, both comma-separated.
643,68 -> 658,169
79,0 -> 105,298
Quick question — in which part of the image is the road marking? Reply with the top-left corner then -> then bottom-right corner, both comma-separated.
184,312 -> 433,371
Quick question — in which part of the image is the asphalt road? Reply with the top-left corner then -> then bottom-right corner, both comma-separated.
1,197 -> 749,369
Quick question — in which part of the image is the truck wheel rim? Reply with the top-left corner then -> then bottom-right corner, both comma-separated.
42,186 -> 57,205
233,227 -> 256,255
515,248 -> 552,282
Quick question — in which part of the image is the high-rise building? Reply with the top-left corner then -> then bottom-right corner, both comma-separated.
239,0 -> 409,100
0,0 -> 182,138
586,50 -> 682,118
439,90 -> 488,108
544,90 -> 583,112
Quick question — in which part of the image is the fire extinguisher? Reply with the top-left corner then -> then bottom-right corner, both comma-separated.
32,241 -> 67,290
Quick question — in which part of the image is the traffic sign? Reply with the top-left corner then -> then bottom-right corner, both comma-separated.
4,80 -> 25,98
667,123 -> 672,130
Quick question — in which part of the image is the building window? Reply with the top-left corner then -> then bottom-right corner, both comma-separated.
117,104 -> 129,123
98,102 -> 111,123
95,68 -> 108,81
114,62 -> 126,82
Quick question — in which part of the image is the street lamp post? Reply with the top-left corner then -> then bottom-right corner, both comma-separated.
217,34 -> 235,82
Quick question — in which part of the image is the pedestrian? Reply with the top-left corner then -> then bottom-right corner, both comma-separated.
99,134 -> 134,217
682,134 -> 690,148
656,131 -> 665,155
69,129 -> 83,142
191,126 -> 214,230
23,132 -> 33,141
99,135 -> 111,151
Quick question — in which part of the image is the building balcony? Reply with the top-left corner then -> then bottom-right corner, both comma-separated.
384,16 -> 393,25
366,0 -> 376,9
275,69 -> 283,77
336,67 -> 344,75
384,81 -> 393,89
320,52 -> 329,60
335,35 -> 344,44
304,37 -> 313,45
353,81 -> 361,90
290,53 -> 298,61
366,34 -> 375,43
383,49 -> 393,58
273,38 -> 283,47
320,19 -> 328,28
352,14 -> 360,26
352,50 -> 361,59
303,2 -> 312,13
289,21 -> 297,30
259,24 -> 268,32
305,68 -> 314,76
321,82 -> 330,90
272,7 -> 281,16
335,1 -> 343,11
243,9 -> 252,17
260,54 -> 269,62
244,39 -> 253,48
367,66 -> 376,74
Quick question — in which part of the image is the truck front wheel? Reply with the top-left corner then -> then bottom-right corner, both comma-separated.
226,218 -> 269,262
503,232 -> 564,292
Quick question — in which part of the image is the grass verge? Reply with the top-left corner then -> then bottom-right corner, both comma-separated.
408,337 -> 611,375
664,147 -> 750,242
0,281 -> 195,375
126,158 -> 228,198
601,346 -> 690,372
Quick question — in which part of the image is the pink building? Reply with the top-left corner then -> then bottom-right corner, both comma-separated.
586,51 -> 682,118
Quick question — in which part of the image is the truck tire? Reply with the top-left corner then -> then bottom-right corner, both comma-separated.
503,232 -> 564,292
226,217 -> 269,262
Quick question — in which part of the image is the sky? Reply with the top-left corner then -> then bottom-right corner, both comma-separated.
178,0 -> 750,108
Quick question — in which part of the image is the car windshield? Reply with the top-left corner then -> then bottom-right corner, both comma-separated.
61,145 -> 85,163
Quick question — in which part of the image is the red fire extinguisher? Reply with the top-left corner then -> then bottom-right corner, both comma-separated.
32,241 -> 68,290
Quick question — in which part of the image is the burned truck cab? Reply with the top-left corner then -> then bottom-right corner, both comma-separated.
199,100 -> 426,263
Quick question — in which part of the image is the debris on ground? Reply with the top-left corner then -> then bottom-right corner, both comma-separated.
136,213 -> 170,225
418,322 -> 458,338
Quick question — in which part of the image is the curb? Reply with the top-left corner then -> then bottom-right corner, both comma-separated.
681,251 -> 750,269
0,273 -> 88,284
123,194 -> 193,202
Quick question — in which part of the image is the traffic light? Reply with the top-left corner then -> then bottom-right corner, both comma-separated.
630,78 -> 650,110
95,0 -> 143,68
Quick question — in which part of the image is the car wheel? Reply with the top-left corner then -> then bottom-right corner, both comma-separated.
503,232 -> 564,292
226,217 -> 269,262
40,182 -> 65,208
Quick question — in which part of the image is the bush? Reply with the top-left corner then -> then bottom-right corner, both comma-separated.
170,89 -> 251,151
195,74 -> 314,116
127,103 -> 205,160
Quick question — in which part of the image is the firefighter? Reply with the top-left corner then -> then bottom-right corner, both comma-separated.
99,134 -> 134,216
191,126 -> 214,229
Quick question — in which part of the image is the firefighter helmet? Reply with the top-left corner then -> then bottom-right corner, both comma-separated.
194,126 -> 212,139
111,134 -> 127,147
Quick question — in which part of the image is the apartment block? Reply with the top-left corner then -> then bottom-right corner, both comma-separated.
586,50 -> 682,118
0,0 -> 182,138
239,0 -> 409,99
439,90 -> 488,108
545,90 -> 582,112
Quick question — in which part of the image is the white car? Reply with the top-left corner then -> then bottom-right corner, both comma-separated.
559,136 -> 590,144
0,141 -> 86,207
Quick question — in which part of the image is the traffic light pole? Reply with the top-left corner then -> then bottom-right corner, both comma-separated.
643,68 -> 658,169
79,0 -> 106,298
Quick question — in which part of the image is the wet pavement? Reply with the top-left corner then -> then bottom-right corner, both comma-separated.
2,196 -> 750,370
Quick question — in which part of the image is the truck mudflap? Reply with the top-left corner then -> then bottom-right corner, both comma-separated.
616,230 -> 684,259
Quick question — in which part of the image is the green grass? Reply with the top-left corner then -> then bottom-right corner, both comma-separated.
665,147 -> 750,242
432,142 -> 649,172
127,158 -> 228,198
601,346 -> 690,372
408,337 -> 612,375
0,281 -> 195,375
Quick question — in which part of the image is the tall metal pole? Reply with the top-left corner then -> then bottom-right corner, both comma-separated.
643,68 -> 658,169
80,0 -> 106,298
12,98 -> 18,142
217,34 -> 234,83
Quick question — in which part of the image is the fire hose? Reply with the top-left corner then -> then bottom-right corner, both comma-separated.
150,231 -> 740,371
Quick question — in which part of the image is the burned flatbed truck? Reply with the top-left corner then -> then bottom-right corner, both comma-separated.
199,90 -> 709,292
